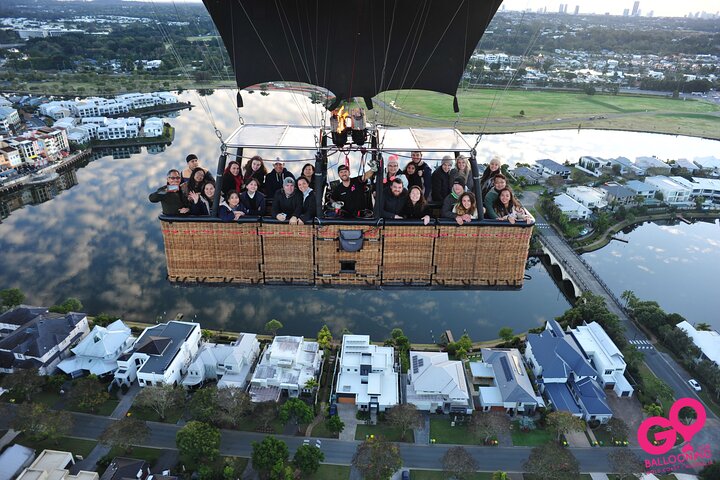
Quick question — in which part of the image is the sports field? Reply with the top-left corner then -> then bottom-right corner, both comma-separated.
373,88 -> 720,139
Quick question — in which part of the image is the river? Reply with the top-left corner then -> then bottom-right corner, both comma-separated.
0,89 -> 718,340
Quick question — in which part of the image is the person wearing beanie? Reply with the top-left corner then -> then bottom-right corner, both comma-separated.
181,153 -> 212,184
431,155 -> 453,202
441,178 -> 467,219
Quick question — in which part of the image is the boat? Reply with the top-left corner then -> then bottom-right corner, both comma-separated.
158,0 -> 532,288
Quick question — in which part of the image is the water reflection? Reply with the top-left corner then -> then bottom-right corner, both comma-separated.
1,89 -> 718,340
0,169 -> 79,221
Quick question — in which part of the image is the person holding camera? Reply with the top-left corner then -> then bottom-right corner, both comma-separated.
149,169 -> 189,215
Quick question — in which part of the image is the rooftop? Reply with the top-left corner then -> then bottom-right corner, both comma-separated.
135,321 -> 198,375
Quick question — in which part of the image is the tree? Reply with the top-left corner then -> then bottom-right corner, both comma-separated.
352,437 -> 402,480
695,322 -> 712,331
99,417 -> 150,453
270,460 -> 293,480
519,109 -> 525,117
0,288 -> 25,308
255,402 -> 278,431
643,403 -> 664,417
176,421 -> 220,469
524,442 -> 579,480
694,195 -> 706,210
621,290 -> 638,308
498,327 -> 514,343
189,385 -> 219,424
326,414 -> 345,436
49,297 -> 83,313
317,325 -> 333,350
265,319 -> 283,336
469,411 -> 510,443
604,417 -> 629,442
251,436 -> 289,476
547,411 -> 585,442
609,450 -> 644,480
135,383 -> 184,421
492,472 -> 509,480
67,375 -> 110,413
546,175 -> 565,191
2,368 -> 44,402
386,403 -> 422,441
217,387 -> 253,428
92,313 -> 116,327
304,378 -> 319,391
293,443 -> 324,476
13,402 -> 72,443
442,446 -> 479,480
279,398 -> 314,430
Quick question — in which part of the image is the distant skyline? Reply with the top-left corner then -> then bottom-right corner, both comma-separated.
500,0 -> 718,17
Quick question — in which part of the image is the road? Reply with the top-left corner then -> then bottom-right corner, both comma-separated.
526,190 -> 717,420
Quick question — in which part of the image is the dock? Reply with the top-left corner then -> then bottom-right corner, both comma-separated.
676,214 -> 692,225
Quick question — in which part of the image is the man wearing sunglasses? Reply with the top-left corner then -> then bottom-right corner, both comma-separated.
149,169 -> 190,215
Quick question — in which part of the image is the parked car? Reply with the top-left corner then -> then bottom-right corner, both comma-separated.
688,379 -> 702,391
402,471 -> 410,480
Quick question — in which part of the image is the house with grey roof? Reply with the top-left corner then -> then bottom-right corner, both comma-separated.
181,332 -> 260,389
0,305 -> 48,337
406,351 -> 472,414
535,159 -> 571,179
113,321 -> 201,388
0,444 -> 35,480
635,156 -> 671,175
625,180 -> 656,201
674,158 -> 701,173
524,319 -> 613,423
0,310 -> 89,375
475,348 -> 543,415
511,166 -> 542,185
599,182 -> 639,207
99,457 -> 150,480
57,319 -> 134,378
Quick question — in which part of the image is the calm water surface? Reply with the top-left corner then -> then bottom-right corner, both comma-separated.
1,89 -> 718,340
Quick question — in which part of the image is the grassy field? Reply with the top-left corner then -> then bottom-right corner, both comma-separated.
429,418 -> 484,445
17,434 -> 97,458
510,423 -> 554,446
126,405 -> 184,424
313,464 -> 352,480
355,423 -> 414,443
373,88 -> 720,139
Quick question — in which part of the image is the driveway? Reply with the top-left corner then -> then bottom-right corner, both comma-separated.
338,403 -> 359,441
604,390 -> 644,446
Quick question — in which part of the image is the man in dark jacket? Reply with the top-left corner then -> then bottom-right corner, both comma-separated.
381,178 -> 408,219
411,150 -> 433,200
149,169 -> 189,215
271,177 -> 302,224
264,158 -> 295,198
441,178 -> 466,219
431,155 -> 453,202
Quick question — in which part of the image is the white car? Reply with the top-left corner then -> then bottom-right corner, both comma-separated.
688,379 -> 702,391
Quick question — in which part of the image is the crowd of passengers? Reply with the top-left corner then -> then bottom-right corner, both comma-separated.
149,152 -> 534,226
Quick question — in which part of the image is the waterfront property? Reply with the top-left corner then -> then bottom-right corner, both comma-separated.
553,193 -> 592,220
248,335 -> 323,402
113,320 -> 201,388
336,334 -> 398,412
524,319 -> 613,423
535,159 -> 571,178
475,348 -> 543,415
56,319 -> 134,378
566,186 -> 608,210
181,332 -> 260,388
599,182 -> 638,207
677,320 -> 720,366
0,309 -> 89,375
644,175 -> 692,204
0,305 -> 49,337
624,179 -> 657,201
406,351 -> 472,414
635,156 -> 671,175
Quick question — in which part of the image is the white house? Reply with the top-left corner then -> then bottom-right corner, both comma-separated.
568,322 -> 634,397
0,146 -> 22,168
674,158 -> 701,173
566,186 -> 608,209
635,156 -> 671,175
535,159 -> 571,178
0,107 -> 21,134
57,320 -> 134,378
554,193 -> 591,220
475,348 -> 542,415
693,156 -> 720,176
689,177 -> 720,203
645,176 -> 692,204
608,156 -> 643,176
335,335 -> 398,412
181,333 -> 260,389
96,118 -> 140,140
143,117 -> 163,137
677,321 -> 720,366
406,351 -> 471,414
248,335 -> 323,402
113,321 -> 201,388
577,156 -> 606,177
625,180 -> 656,200
17,449 -> 98,480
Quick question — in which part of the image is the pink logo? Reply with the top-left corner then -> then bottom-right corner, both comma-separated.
637,398 -> 706,455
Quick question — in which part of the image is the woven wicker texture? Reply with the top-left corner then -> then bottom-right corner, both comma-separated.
381,226 -> 435,285
315,224 -> 381,277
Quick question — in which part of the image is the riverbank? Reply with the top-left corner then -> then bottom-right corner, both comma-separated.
90,125 -> 175,148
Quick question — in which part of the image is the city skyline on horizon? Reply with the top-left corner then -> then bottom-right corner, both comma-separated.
500,0 -> 718,18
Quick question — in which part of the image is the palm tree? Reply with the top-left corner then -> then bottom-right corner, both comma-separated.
695,323 -> 712,331
492,472 -> 509,480
621,290 -> 637,309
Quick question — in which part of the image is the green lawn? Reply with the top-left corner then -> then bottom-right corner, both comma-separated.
127,405 -> 184,424
309,419 -> 339,439
18,434 -> 97,458
106,446 -> 165,466
355,424 -> 414,443
510,423 -> 554,446
429,418 -> 483,445
591,425 -> 627,446
312,464 -> 351,480
233,415 -> 285,434
410,470 -> 496,480
69,398 -> 119,417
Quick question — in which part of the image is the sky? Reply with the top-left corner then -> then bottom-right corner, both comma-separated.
500,0 -> 719,17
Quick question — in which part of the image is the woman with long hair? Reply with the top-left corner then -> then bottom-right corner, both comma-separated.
493,188 -> 534,224
181,167 -> 209,204
218,190 -> 245,221
449,155 -> 474,193
404,162 -> 424,191
479,155 -> 502,199
401,185 -> 431,225
452,191 -> 479,225
239,178 -> 266,216
221,160 -> 243,198
188,181 -> 216,216
299,163 -> 315,186
242,155 -> 267,192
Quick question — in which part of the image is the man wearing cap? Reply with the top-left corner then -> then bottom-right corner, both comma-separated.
410,150 -> 433,200
271,176 -> 302,224
483,174 -> 508,220
264,157 -> 295,198
431,155 -> 453,202
330,164 -> 375,217
181,154 -> 213,184
441,178 -> 466,219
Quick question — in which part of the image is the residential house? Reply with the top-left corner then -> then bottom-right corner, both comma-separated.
535,159 -> 571,179
553,193 -> 591,220
607,156 -> 642,176
57,319 -> 134,378
0,444 -> 35,480
406,351 -> 471,414
566,186 -> 608,209
475,348 -> 542,415
524,319 -> 613,423
248,335 -> 323,402
568,322 -> 634,397
511,166 -> 542,185
17,450 -> 98,480
5,137 -> 40,164
181,332 -> 260,389
635,156 -> 671,175
143,117 -> 163,137
96,118 -> 140,141
99,457 -> 150,480
335,335 -> 397,412
677,321 -> 720,366
599,182 -> 638,207
674,159 -> 701,174
0,306 -> 48,337
0,146 -> 22,169
113,321 -> 201,388
644,176 -> 692,204
689,177 -> 720,203
0,107 -> 21,134
625,180 -> 656,201
577,156 -> 606,177
693,156 -> 720,176
0,310 -> 89,375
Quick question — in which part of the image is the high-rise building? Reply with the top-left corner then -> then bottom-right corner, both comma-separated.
623,8 -> 630,16
574,5 -> 580,15
559,4 -> 564,13
632,1 -> 640,16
